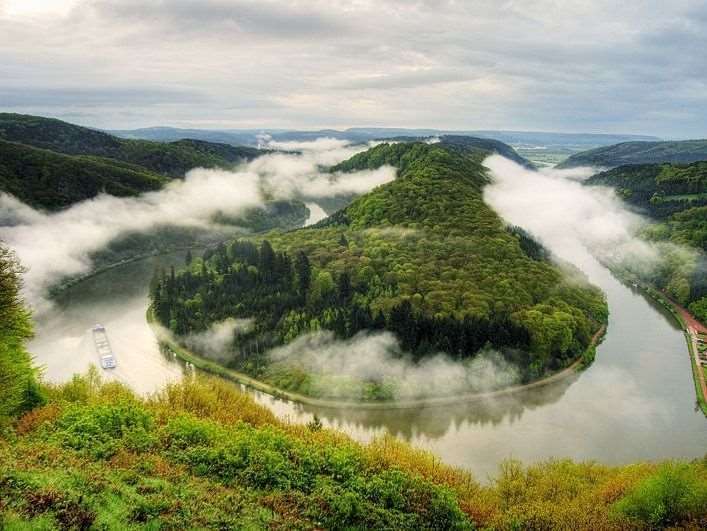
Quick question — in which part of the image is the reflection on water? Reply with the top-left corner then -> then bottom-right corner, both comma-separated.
29,250 -> 707,479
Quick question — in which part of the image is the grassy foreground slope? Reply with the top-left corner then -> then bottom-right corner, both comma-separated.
152,141 -> 607,399
1,375 -> 705,529
559,140 -> 707,169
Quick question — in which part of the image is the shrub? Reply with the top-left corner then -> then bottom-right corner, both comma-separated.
54,402 -> 155,459
613,462 -> 707,527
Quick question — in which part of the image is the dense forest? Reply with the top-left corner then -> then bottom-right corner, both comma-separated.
0,140 -> 168,210
585,162 -> 707,321
559,139 -> 707,168
0,114 -> 262,210
586,161 -> 707,220
152,141 -> 607,399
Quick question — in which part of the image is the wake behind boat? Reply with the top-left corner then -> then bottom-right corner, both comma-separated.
92,324 -> 117,369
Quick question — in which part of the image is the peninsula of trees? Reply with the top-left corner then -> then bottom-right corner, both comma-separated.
151,141 -> 607,400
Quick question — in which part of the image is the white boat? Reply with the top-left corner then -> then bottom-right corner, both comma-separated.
92,324 -> 117,369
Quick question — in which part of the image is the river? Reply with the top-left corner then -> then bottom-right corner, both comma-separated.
28,244 -> 706,479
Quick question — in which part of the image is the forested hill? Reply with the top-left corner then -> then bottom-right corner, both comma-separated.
152,141 -> 607,399
585,161 -> 707,321
0,114 -> 264,210
0,114 -> 261,177
558,139 -> 707,168
585,161 -> 707,221
0,140 -> 168,210
372,135 -> 534,168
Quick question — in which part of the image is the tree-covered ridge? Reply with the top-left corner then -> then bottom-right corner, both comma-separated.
0,113 -> 265,210
152,142 -> 607,398
584,161 -> 707,320
559,139 -> 707,168
0,140 -> 168,210
586,161 -> 707,219
354,135 -> 534,168
0,113 -> 261,178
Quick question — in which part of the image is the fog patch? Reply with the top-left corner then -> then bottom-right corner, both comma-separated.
363,226 -> 419,239
268,330 -> 520,400
482,155 -> 667,272
0,139 -> 395,311
182,318 -> 253,362
304,202 -> 328,226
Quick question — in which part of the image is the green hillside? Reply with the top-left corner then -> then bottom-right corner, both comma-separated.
152,141 -> 607,400
0,140 -> 167,210
585,161 -> 707,220
586,161 -> 707,321
0,114 -> 265,210
0,114 -> 261,178
559,139 -> 707,168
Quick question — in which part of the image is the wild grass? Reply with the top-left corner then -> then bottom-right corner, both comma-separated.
1,372 -> 705,529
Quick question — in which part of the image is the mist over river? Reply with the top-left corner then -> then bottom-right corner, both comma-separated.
29,243 -> 707,478
19,152 -> 705,480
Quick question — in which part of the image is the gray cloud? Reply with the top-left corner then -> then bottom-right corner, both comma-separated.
0,0 -> 705,136
79,0 -> 347,39
0,86 -> 208,107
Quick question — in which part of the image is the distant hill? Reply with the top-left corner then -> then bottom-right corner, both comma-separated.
109,126 -> 263,146
585,161 -> 707,220
585,161 -> 707,319
0,140 -> 167,210
438,135 -> 533,167
110,125 -> 658,150
558,140 -> 707,168
0,114 -> 265,209
0,114 -> 261,178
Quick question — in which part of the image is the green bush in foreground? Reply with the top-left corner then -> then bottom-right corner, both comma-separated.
613,463 -> 707,527
1,373 -> 705,529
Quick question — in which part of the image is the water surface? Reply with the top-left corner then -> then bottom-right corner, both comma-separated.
29,247 -> 706,478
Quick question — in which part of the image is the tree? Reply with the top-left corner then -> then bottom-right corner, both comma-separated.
185,249 -> 193,266
337,271 -> 352,302
294,251 -> 311,296
259,240 -> 276,279
0,244 -> 43,423
311,271 -> 334,305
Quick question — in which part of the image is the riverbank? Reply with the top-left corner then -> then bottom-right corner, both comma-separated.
48,245 -> 200,297
147,307 -> 606,410
602,263 -> 707,417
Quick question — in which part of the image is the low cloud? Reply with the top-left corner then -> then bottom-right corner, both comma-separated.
182,318 -> 253,361
483,155 -> 663,270
268,330 -> 520,400
0,139 -> 396,311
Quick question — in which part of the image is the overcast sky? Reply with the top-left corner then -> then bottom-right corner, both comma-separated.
1,0 -> 705,137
